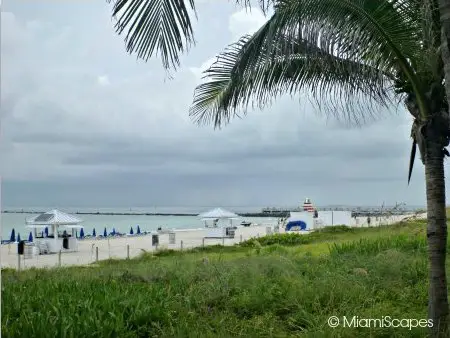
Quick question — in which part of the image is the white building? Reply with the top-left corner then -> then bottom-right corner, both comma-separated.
314,211 -> 353,228
285,210 -> 353,231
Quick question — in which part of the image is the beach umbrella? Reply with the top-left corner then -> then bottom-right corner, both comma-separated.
112,228 -> 116,236
129,226 -> 134,235
10,228 -> 15,242
44,227 -> 49,237
17,233 -> 21,242
103,227 -> 107,237
80,228 -> 85,238
28,231 -> 33,242
137,225 -> 141,235
92,228 -> 96,237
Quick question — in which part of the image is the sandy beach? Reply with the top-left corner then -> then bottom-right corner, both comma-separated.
1,224 -> 279,270
0,213 -> 425,270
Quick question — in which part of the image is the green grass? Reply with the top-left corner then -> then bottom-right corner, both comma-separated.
2,219 -> 449,337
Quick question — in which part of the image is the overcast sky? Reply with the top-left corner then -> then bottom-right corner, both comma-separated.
0,1 -> 441,209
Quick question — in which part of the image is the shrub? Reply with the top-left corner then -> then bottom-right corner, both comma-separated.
240,233 -> 312,247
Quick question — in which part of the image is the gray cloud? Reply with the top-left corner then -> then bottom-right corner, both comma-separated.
0,2 -> 436,208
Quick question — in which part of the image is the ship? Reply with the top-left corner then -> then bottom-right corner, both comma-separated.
261,198 -> 316,214
302,198 -> 315,212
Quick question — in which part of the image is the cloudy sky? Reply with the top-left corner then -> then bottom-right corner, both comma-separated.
0,1 -> 440,209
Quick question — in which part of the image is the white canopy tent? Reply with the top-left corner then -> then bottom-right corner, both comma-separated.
198,208 -> 240,238
26,209 -> 83,253
198,207 -> 239,219
198,208 -> 240,228
26,209 -> 82,225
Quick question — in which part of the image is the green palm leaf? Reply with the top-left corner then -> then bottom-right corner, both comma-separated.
190,34 -> 396,127
408,140 -> 417,184
190,0 -> 425,127
108,0 -> 196,69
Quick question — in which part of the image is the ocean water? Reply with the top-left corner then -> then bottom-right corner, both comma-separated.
1,204 -> 423,240
0,207 -> 278,240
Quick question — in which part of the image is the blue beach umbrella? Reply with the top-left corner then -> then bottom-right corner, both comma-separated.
80,228 -> 85,238
28,231 -> 33,242
17,233 -> 21,242
112,228 -> 116,236
44,227 -> 49,237
137,225 -> 141,235
10,228 -> 15,242
92,228 -> 96,237
103,227 -> 107,237
129,226 -> 134,235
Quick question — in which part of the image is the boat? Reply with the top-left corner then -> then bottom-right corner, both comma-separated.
302,198 -> 315,212
240,221 -> 252,227
260,199 -> 318,215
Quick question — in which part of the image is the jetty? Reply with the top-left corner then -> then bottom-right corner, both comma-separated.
1,208 -> 421,219
1,209 -> 290,218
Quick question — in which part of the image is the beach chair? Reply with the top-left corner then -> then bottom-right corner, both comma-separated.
37,241 -> 49,255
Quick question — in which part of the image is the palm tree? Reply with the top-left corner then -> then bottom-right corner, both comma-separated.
439,0 -> 450,105
108,0 -> 449,335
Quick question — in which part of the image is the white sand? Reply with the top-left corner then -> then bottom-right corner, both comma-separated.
0,224 -> 277,270
0,213 -> 426,270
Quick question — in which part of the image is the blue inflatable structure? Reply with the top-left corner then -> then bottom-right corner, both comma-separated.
285,220 -> 307,231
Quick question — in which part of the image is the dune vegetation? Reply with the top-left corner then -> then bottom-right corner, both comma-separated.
2,218 -> 449,337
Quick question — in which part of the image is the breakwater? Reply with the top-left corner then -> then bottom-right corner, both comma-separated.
2,210 -> 418,218
1,210 -> 288,218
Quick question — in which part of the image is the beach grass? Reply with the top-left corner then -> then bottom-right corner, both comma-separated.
2,218 -> 448,337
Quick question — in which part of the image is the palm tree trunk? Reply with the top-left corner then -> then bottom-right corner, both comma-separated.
440,0 -> 450,102
425,125 -> 449,336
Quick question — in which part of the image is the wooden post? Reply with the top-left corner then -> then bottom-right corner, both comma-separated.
127,245 -> 130,259
96,246 -> 99,262
58,250 -> 62,267
240,234 -> 243,243
202,238 -> 205,247
180,240 -> 183,250
17,254 -> 21,271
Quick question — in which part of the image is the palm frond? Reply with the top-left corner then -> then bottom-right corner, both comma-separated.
408,139 -> 416,184
190,0 -> 411,128
107,0 -> 196,70
190,36 -> 394,127
269,0 -> 426,104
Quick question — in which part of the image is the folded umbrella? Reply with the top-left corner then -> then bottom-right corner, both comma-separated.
10,228 -> 15,242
